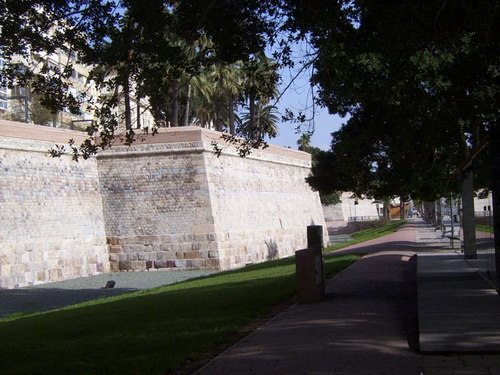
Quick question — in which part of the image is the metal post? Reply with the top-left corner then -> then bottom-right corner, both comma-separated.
307,225 -> 323,252
23,95 -> 29,123
490,126 -> 500,287
295,225 -> 325,304
451,197 -> 454,233
307,225 -> 325,298
462,169 -> 477,259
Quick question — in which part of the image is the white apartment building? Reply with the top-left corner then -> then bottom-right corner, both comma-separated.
0,49 -> 153,131
0,57 -> 8,113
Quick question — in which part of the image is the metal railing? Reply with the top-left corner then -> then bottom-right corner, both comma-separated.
348,216 -> 380,222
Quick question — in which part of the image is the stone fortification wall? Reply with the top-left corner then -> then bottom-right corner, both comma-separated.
340,192 -> 379,220
0,120 -> 109,288
97,140 -> 220,271
98,127 -> 327,271
0,122 -> 327,287
322,204 -> 345,222
204,145 -> 327,268
323,192 -> 380,223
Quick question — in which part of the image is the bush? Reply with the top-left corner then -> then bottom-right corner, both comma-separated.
372,217 -> 391,227
344,218 -> 392,233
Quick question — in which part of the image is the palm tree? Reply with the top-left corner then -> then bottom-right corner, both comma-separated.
239,53 -> 279,140
239,103 -> 279,140
170,77 -> 180,127
297,133 -> 312,152
162,34 -> 211,127
208,62 -> 244,133
189,72 -> 216,128
187,60 -> 245,133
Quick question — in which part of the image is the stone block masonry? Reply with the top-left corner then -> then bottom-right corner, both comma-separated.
0,120 -> 327,288
0,120 -> 109,288
204,144 -> 327,269
97,140 -> 220,272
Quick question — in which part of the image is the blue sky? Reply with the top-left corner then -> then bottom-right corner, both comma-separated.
272,89 -> 346,151
265,43 -> 347,151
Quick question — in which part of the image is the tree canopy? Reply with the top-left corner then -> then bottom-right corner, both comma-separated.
1,0 -> 498,201
294,0 -> 499,200
0,0 -> 283,158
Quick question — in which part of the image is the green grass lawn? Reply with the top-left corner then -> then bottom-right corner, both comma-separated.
325,220 -> 408,252
0,253 -> 359,375
476,224 -> 493,233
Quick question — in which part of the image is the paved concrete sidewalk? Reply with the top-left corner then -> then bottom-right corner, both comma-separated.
418,252 -> 500,352
413,219 -> 500,352
194,220 -> 500,375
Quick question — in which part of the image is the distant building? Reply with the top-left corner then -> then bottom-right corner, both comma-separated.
474,193 -> 493,216
0,57 -> 8,113
323,193 -> 416,223
323,192 -> 381,223
0,48 -> 153,131
389,201 -> 411,219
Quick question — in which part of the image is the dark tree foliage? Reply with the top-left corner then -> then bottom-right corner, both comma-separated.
172,0 -> 282,62
307,103 -> 464,201
291,0 -> 499,200
0,0 -> 118,115
0,0 -> 283,159
1,0 -> 498,197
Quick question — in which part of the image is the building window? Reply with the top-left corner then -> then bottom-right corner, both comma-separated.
0,58 -> 7,111
11,85 -> 26,97
44,59 -> 58,71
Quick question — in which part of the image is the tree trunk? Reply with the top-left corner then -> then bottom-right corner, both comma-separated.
435,199 -> 442,229
123,77 -> 132,130
461,168 -> 477,259
422,201 -> 435,224
171,79 -> 179,127
215,97 -> 224,131
136,96 -> 141,129
249,96 -> 256,136
255,101 -> 261,138
490,125 -> 500,285
399,197 -> 405,220
182,83 -> 191,127
382,197 -> 390,219
228,95 -> 235,135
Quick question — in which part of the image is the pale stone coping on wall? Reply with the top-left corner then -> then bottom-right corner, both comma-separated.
0,119 -> 90,144
98,125 -> 311,161
0,135 -> 72,155
197,127 -> 311,162
208,142 -> 312,168
0,120 -> 312,165
94,127 -> 312,167
96,141 -> 207,158
101,126 -> 312,164
97,141 -> 312,169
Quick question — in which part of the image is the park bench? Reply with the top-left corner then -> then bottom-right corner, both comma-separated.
441,224 -> 462,249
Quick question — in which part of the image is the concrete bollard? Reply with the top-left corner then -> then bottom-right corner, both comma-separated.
295,225 -> 325,304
